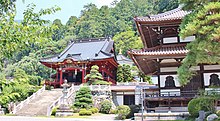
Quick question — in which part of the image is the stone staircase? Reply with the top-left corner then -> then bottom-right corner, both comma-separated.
15,89 -> 62,116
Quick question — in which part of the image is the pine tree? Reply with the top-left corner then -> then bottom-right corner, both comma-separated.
116,65 -> 124,82
73,86 -> 93,109
84,65 -> 103,85
122,64 -> 132,82
178,1 -> 220,85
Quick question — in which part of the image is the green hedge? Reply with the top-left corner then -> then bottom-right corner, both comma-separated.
79,109 -> 92,116
89,107 -> 99,114
188,97 -> 215,117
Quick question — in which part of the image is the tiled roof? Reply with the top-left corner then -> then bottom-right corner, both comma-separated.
134,7 -> 189,22
130,44 -> 188,56
40,38 -> 115,63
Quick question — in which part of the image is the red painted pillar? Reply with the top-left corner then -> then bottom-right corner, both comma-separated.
59,69 -> 63,86
82,69 -> 85,83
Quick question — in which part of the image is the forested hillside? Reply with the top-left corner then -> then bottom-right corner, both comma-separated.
1,0 -> 178,83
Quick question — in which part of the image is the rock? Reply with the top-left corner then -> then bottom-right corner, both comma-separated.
207,114 -> 218,121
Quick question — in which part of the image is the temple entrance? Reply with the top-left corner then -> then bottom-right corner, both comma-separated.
63,71 -> 82,84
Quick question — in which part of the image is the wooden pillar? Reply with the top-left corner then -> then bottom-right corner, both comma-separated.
157,59 -> 161,89
82,69 -> 85,83
56,70 -> 59,81
59,69 -> 63,86
200,64 -> 205,88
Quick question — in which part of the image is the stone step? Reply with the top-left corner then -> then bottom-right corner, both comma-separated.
15,89 -> 62,116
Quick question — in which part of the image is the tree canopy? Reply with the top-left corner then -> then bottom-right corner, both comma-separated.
177,0 -> 220,85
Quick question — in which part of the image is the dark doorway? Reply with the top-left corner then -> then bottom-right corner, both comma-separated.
124,95 -> 135,105
63,71 -> 82,84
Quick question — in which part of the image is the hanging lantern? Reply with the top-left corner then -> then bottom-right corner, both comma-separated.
75,69 -> 77,75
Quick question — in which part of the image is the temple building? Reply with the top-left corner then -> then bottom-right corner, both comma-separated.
40,38 -> 118,87
116,50 -> 133,66
128,7 -> 220,109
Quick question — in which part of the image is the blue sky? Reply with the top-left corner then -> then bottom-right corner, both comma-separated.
15,0 -> 114,24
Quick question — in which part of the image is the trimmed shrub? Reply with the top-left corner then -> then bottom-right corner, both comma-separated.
99,100 -> 112,114
109,109 -> 117,114
126,105 -> 141,119
216,110 -> 220,117
51,107 -> 58,116
89,107 -> 99,114
79,109 -> 92,116
116,105 -> 131,120
92,80 -> 111,85
74,87 -> 93,109
188,97 -> 215,117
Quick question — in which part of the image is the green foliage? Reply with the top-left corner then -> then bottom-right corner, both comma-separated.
188,97 -> 215,117
0,69 -> 39,108
178,1 -> 220,85
126,105 -> 140,119
52,19 -> 65,41
116,64 -> 133,82
79,109 -> 92,116
51,107 -> 58,116
99,100 -> 112,114
0,3 -> 60,60
113,31 -> 143,56
216,110 -> 220,117
116,65 -> 124,82
74,86 -> 92,109
85,65 -> 103,85
92,80 -> 111,85
109,109 -> 117,114
155,0 -> 179,13
116,105 -> 131,120
89,107 -> 99,114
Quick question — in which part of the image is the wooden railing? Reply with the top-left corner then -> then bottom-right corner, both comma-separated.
145,90 -> 199,98
12,85 -> 46,114
46,84 -> 75,116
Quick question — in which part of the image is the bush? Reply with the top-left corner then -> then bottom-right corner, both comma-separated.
216,110 -> 220,117
71,106 -> 80,113
188,97 -> 215,117
51,107 -> 58,116
99,100 -> 112,114
45,85 -> 51,90
92,80 -> 111,85
79,109 -> 92,116
89,107 -> 99,114
116,105 -> 130,120
109,109 -> 117,114
126,105 -> 140,119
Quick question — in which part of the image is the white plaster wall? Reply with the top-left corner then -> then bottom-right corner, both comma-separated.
160,89 -> 180,96
116,96 -> 123,105
204,73 -> 220,86
151,76 -> 158,85
204,65 -> 220,70
160,75 -> 180,87
161,67 -> 178,72
163,37 -> 178,43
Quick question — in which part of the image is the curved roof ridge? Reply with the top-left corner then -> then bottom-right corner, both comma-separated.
150,7 -> 181,18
